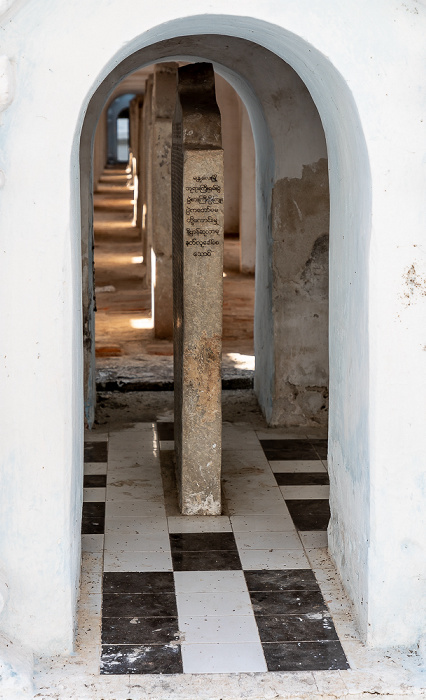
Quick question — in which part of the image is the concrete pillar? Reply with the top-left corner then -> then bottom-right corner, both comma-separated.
214,74 -> 240,235
93,107 -> 107,191
129,95 -> 143,227
141,75 -> 153,288
172,63 -> 224,516
129,96 -> 140,159
151,63 -> 177,338
239,100 -> 256,274
136,95 -> 144,231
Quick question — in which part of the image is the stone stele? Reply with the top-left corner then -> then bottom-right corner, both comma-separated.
172,63 -> 224,515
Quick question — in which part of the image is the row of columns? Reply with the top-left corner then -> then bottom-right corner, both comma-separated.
124,63 -> 255,340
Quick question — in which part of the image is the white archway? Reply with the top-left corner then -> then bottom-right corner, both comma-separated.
9,7 -> 426,656
79,24 -> 371,648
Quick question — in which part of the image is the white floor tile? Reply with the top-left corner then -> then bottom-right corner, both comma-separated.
104,516 -> 168,534
167,516 -> 232,533
176,591 -> 253,617
222,449 -> 271,472
77,593 -> 102,615
181,642 -> 267,674
107,449 -> 160,469
110,479 -> 164,493
81,534 -> 104,553
234,531 -> 303,551
270,460 -> 326,473
81,551 -> 104,574
279,484 -> 330,499
223,472 -> 277,489
106,467 -> 162,482
103,532 -> 170,552
174,571 -> 247,594
300,531 -> 329,548
106,479 -> 163,497
105,489 -> 166,511
221,424 -> 262,450
179,615 -> 261,644
84,462 -> 107,475
80,567 -> 102,595
225,489 -> 287,515
103,550 -> 172,572
230,513 -> 296,532
304,547 -> 335,570
106,501 -> 166,518
239,548 -> 311,570
83,487 -> 106,502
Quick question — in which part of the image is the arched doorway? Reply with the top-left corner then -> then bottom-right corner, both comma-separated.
1,12 -> 383,659
79,25 -> 370,663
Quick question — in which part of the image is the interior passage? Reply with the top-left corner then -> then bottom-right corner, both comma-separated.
93,167 -> 255,390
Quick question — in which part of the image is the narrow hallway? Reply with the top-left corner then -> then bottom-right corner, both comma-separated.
93,166 -> 255,391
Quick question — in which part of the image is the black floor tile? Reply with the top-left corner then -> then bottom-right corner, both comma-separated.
103,593 -> 178,618
250,589 -> 326,615
169,532 -> 238,553
81,502 -> 105,534
285,499 -> 330,531
260,440 -> 319,461
255,613 -> 339,643
103,571 -> 175,595
157,422 -> 175,440
262,640 -> 349,672
274,473 -> 329,486
309,439 -> 328,460
244,569 -> 318,592
102,616 -> 180,645
101,643 -> 183,674
84,441 -> 108,463
83,474 -> 107,488
171,549 -> 242,571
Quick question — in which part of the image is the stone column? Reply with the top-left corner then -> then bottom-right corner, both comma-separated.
214,74 -> 240,235
136,95 -> 144,231
239,100 -> 256,273
172,63 -> 224,515
129,95 -> 143,226
151,63 -> 178,338
141,75 -> 153,288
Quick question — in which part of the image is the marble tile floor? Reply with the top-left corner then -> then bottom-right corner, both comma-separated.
33,421 -> 426,698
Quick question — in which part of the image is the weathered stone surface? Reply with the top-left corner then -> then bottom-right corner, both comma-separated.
141,75 -> 153,289
151,63 -> 178,339
271,158 -> 329,427
172,63 -> 224,515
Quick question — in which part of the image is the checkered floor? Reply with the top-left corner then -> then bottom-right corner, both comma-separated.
82,422 -> 348,674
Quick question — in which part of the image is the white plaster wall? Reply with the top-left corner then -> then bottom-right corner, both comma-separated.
0,0 -> 425,654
